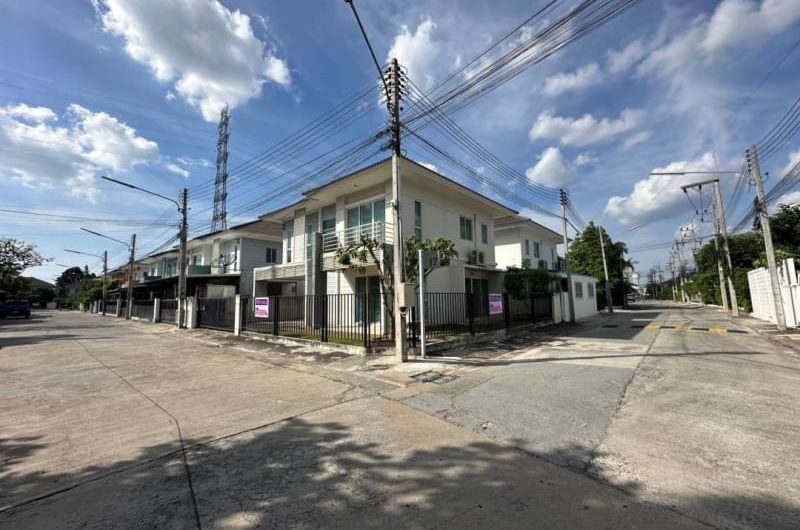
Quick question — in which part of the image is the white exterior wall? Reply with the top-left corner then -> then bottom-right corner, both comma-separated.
747,259 -> 800,328
495,228 -> 522,269
569,273 -> 599,320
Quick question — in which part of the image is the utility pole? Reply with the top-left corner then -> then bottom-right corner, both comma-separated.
681,179 -> 731,311
597,225 -> 613,314
127,233 -> 136,319
675,240 -> 687,302
388,58 -> 407,360
748,145 -> 786,330
177,188 -> 189,328
211,106 -> 230,233
713,180 -> 739,316
559,190 -> 576,323
102,250 -> 107,314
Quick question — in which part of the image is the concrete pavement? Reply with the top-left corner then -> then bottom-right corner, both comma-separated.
1,306 -> 798,529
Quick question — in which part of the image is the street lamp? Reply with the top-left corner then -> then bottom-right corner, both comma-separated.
65,248 -> 108,314
81,227 -> 136,319
101,176 -> 189,328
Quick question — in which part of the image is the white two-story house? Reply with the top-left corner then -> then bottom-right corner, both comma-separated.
253,157 -> 517,304
494,215 -> 563,271
133,218 -> 282,299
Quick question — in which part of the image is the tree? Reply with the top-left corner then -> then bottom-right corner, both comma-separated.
56,267 -> 86,297
0,238 -> 45,298
770,204 -> 800,256
503,265 -> 552,300
569,222 -> 631,308
403,237 -> 458,283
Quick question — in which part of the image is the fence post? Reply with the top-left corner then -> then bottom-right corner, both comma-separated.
154,298 -> 161,323
272,296 -> 279,336
186,296 -> 197,329
233,294 -> 241,336
503,293 -> 510,329
321,295 -> 328,342
115,299 -> 121,317
467,292 -> 475,335
362,293 -> 369,348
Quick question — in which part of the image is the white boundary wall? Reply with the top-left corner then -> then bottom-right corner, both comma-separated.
747,258 -> 800,328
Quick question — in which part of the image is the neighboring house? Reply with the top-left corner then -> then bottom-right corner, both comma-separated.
253,157 -> 517,302
494,215 -> 562,271
131,218 -> 282,300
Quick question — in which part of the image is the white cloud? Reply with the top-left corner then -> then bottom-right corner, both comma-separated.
525,147 -> 590,187
387,17 -> 450,92
605,151 -> 717,225
529,109 -> 644,147
621,130 -> 653,150
418,161 -> 438,172
781,149 -> 800,176
641,0 -> 800,76
775,191 -> 800,207
165,162 -> 190,178
606,39 -> 645,74
542,63 -> 602,97
0,103 -> 159,201
94,0 -> 290,122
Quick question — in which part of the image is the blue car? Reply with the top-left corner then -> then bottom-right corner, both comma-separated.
1,300 -> 31,319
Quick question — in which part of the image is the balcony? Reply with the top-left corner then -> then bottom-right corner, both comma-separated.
322,221 -> 392,253
187,264 -> 212,275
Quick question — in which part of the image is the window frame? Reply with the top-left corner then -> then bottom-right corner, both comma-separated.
414,200 -> 422,241
265,247 -> 277,264
524,239 -> 530,256
459,216 -> 473,241
480,223 -> 488,244
575,281 -> 584,298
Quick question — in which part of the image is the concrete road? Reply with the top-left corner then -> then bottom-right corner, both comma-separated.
401,302 -> 800,529
0,310 -> 707,529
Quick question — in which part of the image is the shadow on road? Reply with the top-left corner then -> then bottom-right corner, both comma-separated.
1,418 -> 798,529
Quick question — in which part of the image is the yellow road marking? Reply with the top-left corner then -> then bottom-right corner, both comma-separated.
676,324 -> 692,332
709,327 -> 727,334
645,323 -> 660,330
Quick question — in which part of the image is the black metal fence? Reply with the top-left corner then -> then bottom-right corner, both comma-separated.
117,300 -> 127,318
159,299 -> 177,324
131,300 -> 154,321
197,297 -> 236,331
241,294 -> 393,347
408,292 -> 552,346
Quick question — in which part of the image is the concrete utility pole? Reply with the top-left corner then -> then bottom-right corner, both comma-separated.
177,188 -> 189,329
559,190 -> 576,323
388,58 -> 408,360
597,225 -> 614,314
713,180 -> 739,316
127,233 -> 136,319
748,145 -> 786,330
102,250 -> 107,314
675,240 -> 687,302
681,178 -> 731,311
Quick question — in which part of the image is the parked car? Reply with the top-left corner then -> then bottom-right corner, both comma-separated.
1,300 -> 31,319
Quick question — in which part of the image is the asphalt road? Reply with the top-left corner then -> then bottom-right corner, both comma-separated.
0,306 -> 797,529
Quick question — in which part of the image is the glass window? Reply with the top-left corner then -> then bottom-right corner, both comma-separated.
460,216 -> 473,241
534,241 -> 540,258
346,198 -> 386,242
322,218 -> 335,233
575,281 -> 583,298
285,227 -> 293,263
414,201 -> 422,240
525,239 -> 530,255
481,223 -> 488,244
266,247 -> 277,264
588,283 -> 595,298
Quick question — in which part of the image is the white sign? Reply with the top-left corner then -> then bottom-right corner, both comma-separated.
254,297 -> 270,318
489,293 -> 503,315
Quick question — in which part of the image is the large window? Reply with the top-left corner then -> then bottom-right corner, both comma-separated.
346,198 -> 385,242
460,216 -> 473,241
265,247 -> 277,264
534,241 -> 540,258
481,223 -> 488,244
414,201 -> 422,240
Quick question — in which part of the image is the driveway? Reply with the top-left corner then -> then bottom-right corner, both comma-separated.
0,310 -> 705,529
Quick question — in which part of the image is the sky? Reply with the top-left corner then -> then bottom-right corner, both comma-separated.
2,0 -> 800,283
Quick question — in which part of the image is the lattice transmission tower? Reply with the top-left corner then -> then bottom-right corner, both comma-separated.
211,105 -> 230,233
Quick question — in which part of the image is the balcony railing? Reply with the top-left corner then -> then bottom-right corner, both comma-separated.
322,221 -> 392,253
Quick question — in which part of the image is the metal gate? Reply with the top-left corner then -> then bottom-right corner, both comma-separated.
196,297 -> 235,331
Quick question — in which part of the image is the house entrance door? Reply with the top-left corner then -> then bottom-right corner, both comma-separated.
355,276 -> 381,323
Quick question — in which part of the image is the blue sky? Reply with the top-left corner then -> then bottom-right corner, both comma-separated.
2,0 -> 799,283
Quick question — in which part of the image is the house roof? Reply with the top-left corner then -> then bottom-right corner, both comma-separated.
494,215 -> 562,241
260,156 -> 518,221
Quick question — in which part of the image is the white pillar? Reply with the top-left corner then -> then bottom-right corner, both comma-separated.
153,298 -> 161,323
186,296 -> 197,329
234,294 -> 242,336
115,298 -> 121,317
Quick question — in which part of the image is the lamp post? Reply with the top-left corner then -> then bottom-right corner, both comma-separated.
101,176 -> 188,328
65,248 -> 108,314
81,228 -> 135,319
